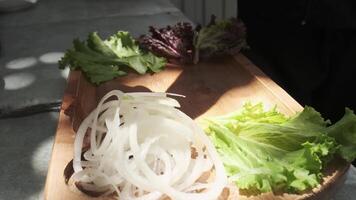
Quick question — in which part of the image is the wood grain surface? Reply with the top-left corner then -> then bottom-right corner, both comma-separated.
44,54 -> 349,200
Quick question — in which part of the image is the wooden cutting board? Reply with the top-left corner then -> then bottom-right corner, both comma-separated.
44,54 -> 349,200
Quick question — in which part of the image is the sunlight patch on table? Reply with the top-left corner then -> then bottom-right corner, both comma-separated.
31,136 -> 54,176
60,67 -> 70,79
39,52 -> 64,64
4,72 -> 35,90
6,57 -> 37,70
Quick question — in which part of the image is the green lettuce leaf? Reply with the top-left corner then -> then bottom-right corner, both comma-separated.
87,32 -> 118,58
104,31 -> 140,58
327,108 -> 356,162
59,31 -> 166,85
204,103 -> 355,194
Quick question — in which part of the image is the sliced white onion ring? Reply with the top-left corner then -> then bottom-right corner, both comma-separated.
72,90 -> 228,200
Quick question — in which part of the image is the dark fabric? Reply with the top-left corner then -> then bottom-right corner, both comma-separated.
239,0 -> 356,120
307,0 -> 356,29
312,30 -> 356,121
239,0 -> 356,29
239,0 -> 308,26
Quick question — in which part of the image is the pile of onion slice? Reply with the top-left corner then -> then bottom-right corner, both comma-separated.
71,90 -> 228,200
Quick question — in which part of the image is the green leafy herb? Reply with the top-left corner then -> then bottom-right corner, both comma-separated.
204,103 -> 356,193
59,31 -> 166,85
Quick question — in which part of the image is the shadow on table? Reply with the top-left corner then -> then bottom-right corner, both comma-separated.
90,55 -> 255,121
165,56 -> 254,119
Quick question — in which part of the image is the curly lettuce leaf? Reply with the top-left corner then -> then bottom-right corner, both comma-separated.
194,16 -> 248,63
138,22 -> 195,64
204,103 -> 351,193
